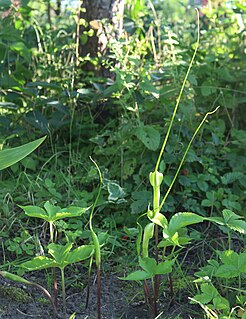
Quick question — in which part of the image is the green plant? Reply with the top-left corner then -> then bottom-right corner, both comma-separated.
19,201 -> 91,312
20,242 -> 94,316
88,157 -> 103,319
190,211 -> 246,319
120,10 -> 220,318
190,250 -> 246,319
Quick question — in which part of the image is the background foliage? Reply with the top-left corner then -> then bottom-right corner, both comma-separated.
0,0 -> 245,281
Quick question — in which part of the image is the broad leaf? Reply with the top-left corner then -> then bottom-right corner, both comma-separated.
66,245 -> 94,264
215,250 -> 246,278
156,260 -> 175,275
48,243 -> 73,266
20,256 -> 56,271
135,125 -> 160,151
213,296 -> 230,311
192,283 -> 218,304
168,212 -> 204,236
20,202 -> 89,223
139,257 -> 156,276
53,206 -> 90,221
119,270 -> 151,281
149,212 -> 168,228
19,205 -> 48,221
206,210 -> 246,234
0,136 -> 46,171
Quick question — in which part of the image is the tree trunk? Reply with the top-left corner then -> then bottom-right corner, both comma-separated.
79,0 -> 125,75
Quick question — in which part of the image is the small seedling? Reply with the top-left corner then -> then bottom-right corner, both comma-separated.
20,242 -> 94,316
19,201 -> 90,306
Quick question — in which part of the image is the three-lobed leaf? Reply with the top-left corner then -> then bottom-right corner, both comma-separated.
21,243 -> 94,271
120,257 -> 174,281
206,209 -> 246,234
215,250 -> 246,278
20,201 -> 90,223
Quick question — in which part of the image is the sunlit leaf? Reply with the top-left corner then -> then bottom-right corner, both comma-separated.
119,270 -> 151,281
0,136 -> 46,171
20,256 -> 56,271
168,212 -> 203,236
66,245 -> 94,264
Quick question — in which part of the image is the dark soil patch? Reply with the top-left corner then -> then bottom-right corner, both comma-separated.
0,271 -> 200,319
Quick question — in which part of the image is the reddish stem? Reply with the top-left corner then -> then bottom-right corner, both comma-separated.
53,269 -> 58,309
168,272 -> 174,307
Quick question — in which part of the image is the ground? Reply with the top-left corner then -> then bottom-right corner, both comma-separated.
0,270 -> 200,319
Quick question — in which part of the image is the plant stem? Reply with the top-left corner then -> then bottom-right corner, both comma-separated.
159,106 -> 220,210
49,222 -> 58,308
53,269 -> 58,309
151,277 -> 158,318
49,222 -> 54,243
144,280 -> 155,318
32,282 -> 57,318
228,230 -> 231,250
155,8 -> 200,173
97,264 -> 101,319
86,256 -> 93,308
89,158 -> 103,319
168,273 -> 174,307
60,268 -> 66,316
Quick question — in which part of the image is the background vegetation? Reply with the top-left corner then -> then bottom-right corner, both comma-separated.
0,0 -> 245,318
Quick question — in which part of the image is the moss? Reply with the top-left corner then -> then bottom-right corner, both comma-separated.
0,284 -> 32,303
36,296 -> 49,304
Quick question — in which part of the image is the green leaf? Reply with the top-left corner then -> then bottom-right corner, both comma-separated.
9,42 -> 31,62
107,182 -> 125,202
193,283 -> 218,304
135,125 -> 160,151
66,245 -> 94,264
20,256 -> 56,271
53,206 -> 90,222
221,172 -> 244,185
156,260 -> 175,275
206,210 -> 246,234
222,209 -> 246,233
213,296 -> 230,311
19,205 -> 48,221
20,202 -> 89,223
48,243 -> 73,266
119,270 -> 151,281
215,264 -> 239,278
168,212 -> 204,236
139,257 -> 156,276
44,201 -> 61,220
0,0 -> 11,10
215,251 -> 246,278
0,137 -> 46,171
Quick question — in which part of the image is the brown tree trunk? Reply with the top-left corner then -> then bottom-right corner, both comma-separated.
79,0 -> 125,75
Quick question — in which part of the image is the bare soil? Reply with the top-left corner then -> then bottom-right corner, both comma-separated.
0,270 -> 199,319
